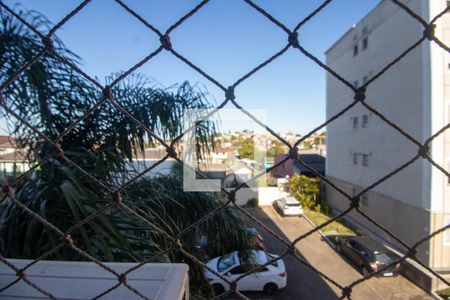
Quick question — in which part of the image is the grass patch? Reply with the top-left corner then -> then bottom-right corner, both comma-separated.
437,287 -> 450,299
303,208 -> 356,236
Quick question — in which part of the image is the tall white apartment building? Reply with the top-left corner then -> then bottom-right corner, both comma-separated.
326,0 -> 449,290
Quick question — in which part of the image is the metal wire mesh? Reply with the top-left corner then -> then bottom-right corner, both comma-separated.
0,0 -> 449,299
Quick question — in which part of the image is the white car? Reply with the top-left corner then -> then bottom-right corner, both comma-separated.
275,196 -> 303,216
204,250 -> 287,296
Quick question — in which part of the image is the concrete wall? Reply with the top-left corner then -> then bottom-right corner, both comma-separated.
224,187 -> 283,207
258,187 -> 285,206
125,159 -> 176,178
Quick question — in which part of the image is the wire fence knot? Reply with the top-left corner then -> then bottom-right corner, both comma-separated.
160,34 -> 172,51
350,196 -> 360,209
225,86 -> 235,101
228,190 -> 236,204
113,191 -> 122,205
407,248 -> 417,258
288,147 -> 298,160
354,86 -> 366,102
103,85 -> 113,100
0,182 -> 11,196
288,244 -> 296,255
118,274 -> 127,284
16,269 -> 25,279
52,143 -> 63,155
229,281 -> 237,293
64,234 -> 74,246
288,31 -> 300,48
174,238 -> 183,249
423,24 -> 435,41
418,145 -> 430,159
166,147 -> 177,158
41,36 -> 54,52
342,287 -> 352,298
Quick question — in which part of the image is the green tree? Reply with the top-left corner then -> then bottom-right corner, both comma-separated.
289,174 -> 321,211
238,137 -> 254,159
267,140 -> 287,157
0,8 -> 252,298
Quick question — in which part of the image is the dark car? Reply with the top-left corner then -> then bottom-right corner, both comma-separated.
247,227 -> 265,250
336,236 -> 400,277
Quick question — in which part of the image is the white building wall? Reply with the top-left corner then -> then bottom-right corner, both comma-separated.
326,0 -> 450,276
326,0 -> 428,209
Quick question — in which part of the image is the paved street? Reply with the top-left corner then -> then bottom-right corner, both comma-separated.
235,206 -> 431,300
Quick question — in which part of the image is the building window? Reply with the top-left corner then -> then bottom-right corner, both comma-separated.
362,115 -> 368,128
444,216 -> 450,245
362,37 -> 368,50
352,117 -> 358,128
353,153 -> 358,165
353,45 -> 358,57
362,154 -> 369,166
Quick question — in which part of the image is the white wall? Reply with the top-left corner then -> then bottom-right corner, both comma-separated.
224,187 -> 283,206
125,159 -> 176,178
326,0 -> 429,209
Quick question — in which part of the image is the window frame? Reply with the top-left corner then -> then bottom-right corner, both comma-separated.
362,154 -> 369,167
362,37 -> 368,50
352,116 -> 359,129
362,115 -> 369,128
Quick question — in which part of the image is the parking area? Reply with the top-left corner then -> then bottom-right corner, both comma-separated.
235,206 -> 431,300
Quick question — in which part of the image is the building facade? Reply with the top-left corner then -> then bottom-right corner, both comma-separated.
326,0 -> 449,290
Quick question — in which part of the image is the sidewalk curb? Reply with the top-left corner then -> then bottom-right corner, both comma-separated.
301,213 -> 337,251
431,291 -> 444,300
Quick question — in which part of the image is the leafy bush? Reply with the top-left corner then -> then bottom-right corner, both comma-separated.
289,174 -> 327,212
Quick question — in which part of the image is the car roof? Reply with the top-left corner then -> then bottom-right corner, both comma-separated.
348,236 -> 387,252
236,250 -> 267,265
284,196 -> 298,203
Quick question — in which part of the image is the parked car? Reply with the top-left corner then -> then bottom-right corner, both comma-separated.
204,250 -> 287,295
336,236 -> 401,277
247,227 -> 265,250
196,227 -> 265,250
274,196 -> 303,216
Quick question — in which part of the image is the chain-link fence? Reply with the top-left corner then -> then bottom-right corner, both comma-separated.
0,0 -> 449,299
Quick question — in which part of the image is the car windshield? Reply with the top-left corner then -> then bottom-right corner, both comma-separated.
286,202 -> 300,207
217,253 -> 236,272
375,253 -> 393,264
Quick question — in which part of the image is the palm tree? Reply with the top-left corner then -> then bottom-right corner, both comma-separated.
0,6 -> 253,298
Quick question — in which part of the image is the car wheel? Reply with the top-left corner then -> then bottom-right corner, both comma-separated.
263,283 -> 278,295
362,266 -> 370,276
211,283 -> 225,296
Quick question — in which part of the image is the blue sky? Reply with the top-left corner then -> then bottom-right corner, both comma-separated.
6,0 -> 379,135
